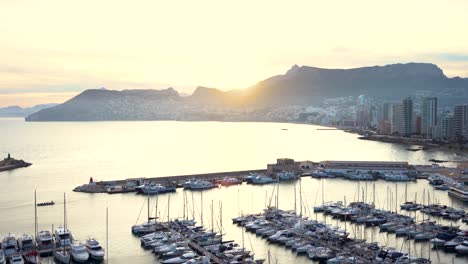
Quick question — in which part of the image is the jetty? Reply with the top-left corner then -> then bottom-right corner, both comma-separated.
74,169 -> 267,193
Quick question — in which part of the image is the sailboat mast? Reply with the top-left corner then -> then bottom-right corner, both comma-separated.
395,184 -> 398,214
293,181 -> 297,214
155,194 -> 159,223
183,192 -> 186,220
299,178 -> 303,218
64,192 -> 67,230
201,191 -> 204,227
321,179 -> 324,205
219,201 -> 223,240
211,200 -> 214,233
34,190 -> 38,239
147,196 -> 150,222
167,194 -> 171,223
106,207 -> 109,264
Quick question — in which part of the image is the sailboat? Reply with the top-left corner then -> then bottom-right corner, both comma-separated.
54,193 -> 71,264
132,196 -> 157,235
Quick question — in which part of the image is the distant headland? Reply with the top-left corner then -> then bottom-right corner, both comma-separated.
0,153 -> 32,172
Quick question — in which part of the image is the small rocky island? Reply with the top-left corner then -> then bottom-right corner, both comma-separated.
0,153 -> 32,172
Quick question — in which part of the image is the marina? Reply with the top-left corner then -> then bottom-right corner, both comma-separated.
2,119 -> 468,263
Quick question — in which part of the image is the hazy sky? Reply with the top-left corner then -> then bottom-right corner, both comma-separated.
1,0 -> 468,107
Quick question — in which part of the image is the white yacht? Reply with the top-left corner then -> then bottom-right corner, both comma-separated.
10,254 -> 25,264
277,171 -> 298,181
1,234 -> 18,258
54,227 -> 73,247
36,230 -> 54,255
0,250 -> 5,264
85,238 -> 105,260
448,186 -> 468,202
345,171 -> 374,181
384,173 -> 410,181
142,184 -> 175,194
251,176 -> 275,185
183,180 -> 215,190
70,242 -> 89,263
54,248 -> 71,264
18,234 -> 34,253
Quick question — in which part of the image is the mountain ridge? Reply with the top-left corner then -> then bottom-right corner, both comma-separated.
25,62 -> 468,121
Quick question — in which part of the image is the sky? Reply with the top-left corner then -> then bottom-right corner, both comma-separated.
1,0 -> 468,107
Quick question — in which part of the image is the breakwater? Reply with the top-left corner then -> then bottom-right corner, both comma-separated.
74,169 -> 267,193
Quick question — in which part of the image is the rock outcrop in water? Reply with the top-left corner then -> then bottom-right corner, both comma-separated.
0,154 -> 32,172
25,63 -> 468,121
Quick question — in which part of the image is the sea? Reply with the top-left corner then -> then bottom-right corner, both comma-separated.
1,118 -> 467,264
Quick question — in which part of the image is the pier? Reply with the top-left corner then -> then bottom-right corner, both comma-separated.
74,169 -> 267,193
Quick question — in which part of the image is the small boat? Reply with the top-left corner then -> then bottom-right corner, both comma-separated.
162,252 -> 197,264
10,253 -> 25,264
277,171 -> 299,181
250,176 -> 275,185
383,173 -> 410,182
54,248 -> 71,264
23,251 -> 40,264
183,256 -> 210,264
1,234 -> 18,258
429,159 -> 447,163
311,170 -> 334,178
141,184 -> 176,194
455,240 -> 468,254
37,201 -> 55,207
70,242 -> 89,263
85,238 -> 105,260
183,179 -> 215,190
218,177 -> 242,186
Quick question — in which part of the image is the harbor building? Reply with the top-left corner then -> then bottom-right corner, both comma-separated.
267,158 -> 300,174
319,160 -> 409,174
421,97 -> 438,138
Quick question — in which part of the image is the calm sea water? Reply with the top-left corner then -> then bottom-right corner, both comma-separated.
1,118 -> 467,264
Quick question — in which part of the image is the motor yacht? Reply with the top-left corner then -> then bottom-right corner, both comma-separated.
85,238 -> 105,260
70,242 -> 89,263
18,234 -> 35,253
54,227 -> 72,248
35,230 -> 54,256
250,176 -> 275,185
277,171 -> 298,181
1,234 -> 18,258
448,186 -> 468,202
183,179 -> 215,190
